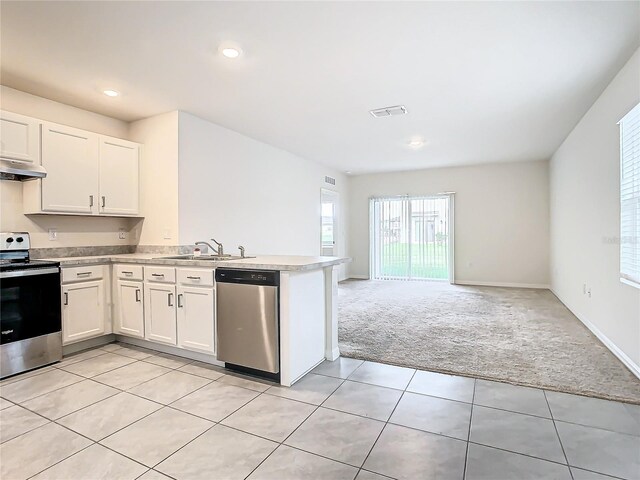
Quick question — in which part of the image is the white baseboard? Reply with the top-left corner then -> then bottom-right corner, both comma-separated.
551,290 -> 640,380
115,335 -> 223,366
347,275 -> 369,280
455,280 -> 551,289
63,334 -> 115,355
325,347 -> 340,361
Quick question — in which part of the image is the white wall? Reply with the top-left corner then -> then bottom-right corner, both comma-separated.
348,160 -> 550,287
0,86 -> 137,248
128,111 -> 179,246
177,112 -> 349,278
550,48 -> 640,370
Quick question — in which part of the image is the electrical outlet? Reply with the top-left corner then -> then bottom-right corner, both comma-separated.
118,228 -> 126,240
587,287 -> 592,298
48,228 -> 58,241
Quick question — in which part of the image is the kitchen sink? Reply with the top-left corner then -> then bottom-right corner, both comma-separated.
154,255 -> 254,261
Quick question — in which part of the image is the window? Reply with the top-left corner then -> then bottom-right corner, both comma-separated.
620,103 -> 640,287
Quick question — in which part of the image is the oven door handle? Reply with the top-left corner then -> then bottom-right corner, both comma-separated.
0,267 -> 60,279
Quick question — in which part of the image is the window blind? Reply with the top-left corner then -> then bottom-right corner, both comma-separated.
620,102 -> 640,286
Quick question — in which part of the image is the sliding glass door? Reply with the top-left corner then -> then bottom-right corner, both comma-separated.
370,195 -> 453,281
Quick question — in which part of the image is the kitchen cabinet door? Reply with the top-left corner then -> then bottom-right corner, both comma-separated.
115,280 -> 144,338
144,283 -> 177,346
41,122 -> 99,214
62,280 -> 106,344
99,137 -> 140,216
177,286 -> 215,354
0,110 -> 40,163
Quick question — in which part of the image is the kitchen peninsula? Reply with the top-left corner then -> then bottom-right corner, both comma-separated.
46,252 -> 350,386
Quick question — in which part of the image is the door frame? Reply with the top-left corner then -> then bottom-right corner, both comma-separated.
368,193 -> 455,283
320,188 -> 339,256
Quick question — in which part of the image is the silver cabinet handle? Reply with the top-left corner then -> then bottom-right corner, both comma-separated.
135,289 -> 141,302
168,292 -> 174,307
151,273 -> 164,277
89,195 -> 94,207
177,294 -> 183,308
122,271 -> 133,275
186,276 -> 200,280
63,292 -> 68,305
101,196 -> 106,208
76,272 -> 92,277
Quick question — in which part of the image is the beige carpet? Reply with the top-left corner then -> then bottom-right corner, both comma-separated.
338,279 -> 640,404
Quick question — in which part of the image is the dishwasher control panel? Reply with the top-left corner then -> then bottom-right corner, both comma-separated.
215,269 -> 279,287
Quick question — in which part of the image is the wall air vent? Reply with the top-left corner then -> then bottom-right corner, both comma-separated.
369,105 -> 407,118
324,176 -> 336,186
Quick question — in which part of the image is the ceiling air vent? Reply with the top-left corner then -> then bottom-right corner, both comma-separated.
369,105 -> 407,118
325,176 -> 336,186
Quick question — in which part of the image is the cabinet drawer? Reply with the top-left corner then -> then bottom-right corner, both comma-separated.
145,266 -> 176,283
62,265 -> 104,283
115,264 -> 143,281
177,268 -> 214,287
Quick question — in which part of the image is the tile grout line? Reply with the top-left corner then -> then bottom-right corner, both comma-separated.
145,373 -> 277,474
309,369 -> 640,435
242,376 -> 349,479
544,390 -> 573,478
8,349 -> 634,480
354,368 -> 418,480
8,351 -> 219,479
462,378 -> 477,480
240,378 -> 357,480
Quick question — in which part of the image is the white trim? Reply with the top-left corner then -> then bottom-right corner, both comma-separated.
347,275 -> 369,280
455,280 -> 550,289
326,347 -> 340,361
621,277 -> 640,290
448,193 -> 455,284
551,290 -> 640,380
115,335 -> 223,366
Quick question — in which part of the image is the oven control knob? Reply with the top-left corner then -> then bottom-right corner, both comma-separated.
16,237 -> 23,243
6,237 -> 13,243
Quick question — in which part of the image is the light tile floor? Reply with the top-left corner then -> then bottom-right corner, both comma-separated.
0,344 -> 639,480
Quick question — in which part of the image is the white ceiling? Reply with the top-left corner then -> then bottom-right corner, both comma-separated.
2,1 -> 639,174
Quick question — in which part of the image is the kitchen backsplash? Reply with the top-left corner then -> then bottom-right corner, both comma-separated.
30,244 -> 195,259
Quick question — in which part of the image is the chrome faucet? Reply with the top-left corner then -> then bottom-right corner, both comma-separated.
238,245 -> 245,258
195,241 -> 218,255
210,238 -> 224,256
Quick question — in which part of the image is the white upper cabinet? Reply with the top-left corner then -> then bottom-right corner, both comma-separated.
0,110 -> 40,164
41,123 -> 99,214
19,114 -> 142,217
99,137 -> 140,215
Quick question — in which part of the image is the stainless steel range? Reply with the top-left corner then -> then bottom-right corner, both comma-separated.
0,232 -> 62,378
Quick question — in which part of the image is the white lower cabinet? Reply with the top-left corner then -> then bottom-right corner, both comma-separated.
177,286 -> 215,354
144,282 -> 177,346
62,279 -> 106,344
114,280 -> 144,338
63,263 -> 216,356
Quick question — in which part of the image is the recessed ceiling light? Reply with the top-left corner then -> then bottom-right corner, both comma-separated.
103,89 -> 119,97
408,138 -> 425,148
220,45 -> 242,58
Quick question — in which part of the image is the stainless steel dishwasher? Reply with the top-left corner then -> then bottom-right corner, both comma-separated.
215,269 -> 279,380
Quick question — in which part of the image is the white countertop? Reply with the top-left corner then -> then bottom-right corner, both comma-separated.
45,253 -> 350,272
